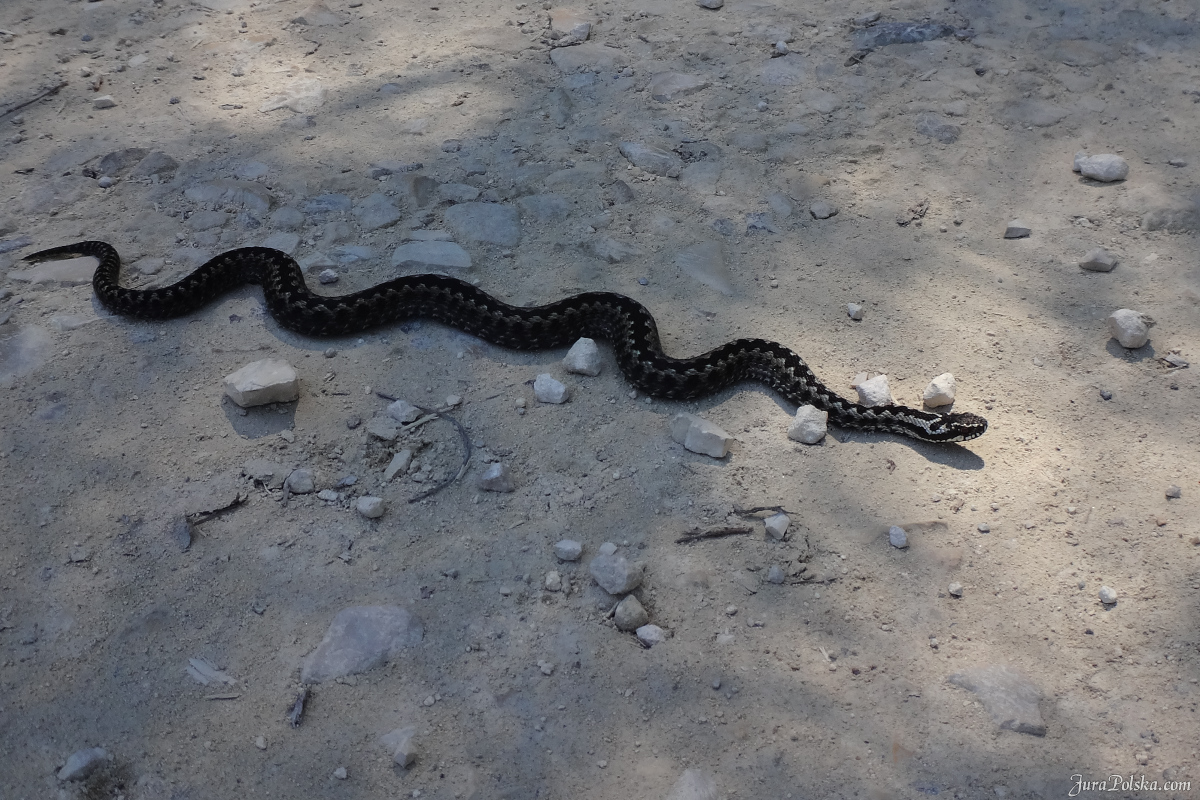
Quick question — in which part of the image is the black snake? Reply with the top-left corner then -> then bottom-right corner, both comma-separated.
23,241 -> 987,443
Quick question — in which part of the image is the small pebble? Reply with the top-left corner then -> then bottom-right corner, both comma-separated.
533,373 -> 570,404
948,582 -> 964,598
93,95 -> 116,109
333,767 -> 347,780
977,523 -> 990,533
766,565 -> 785,584
1099,586 -> 1117,604
636,624 -> 665,647
773,41 -> 789,56
888,525 -> 909,549
356,496 -> 385,519
922,373 -> 956,407
1165,485 -> 1181,499
809,200 -> 838,220
318,269 -> 339,284
554,539 -> 583,561
97,176 -> 115,188
1099,389 -> 1113,401
847,303 -> 864,321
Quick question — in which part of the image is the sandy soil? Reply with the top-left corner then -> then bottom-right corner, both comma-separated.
1,0 -> 1199,798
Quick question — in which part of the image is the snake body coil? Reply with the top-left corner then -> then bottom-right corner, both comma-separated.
24,241 -> 987,443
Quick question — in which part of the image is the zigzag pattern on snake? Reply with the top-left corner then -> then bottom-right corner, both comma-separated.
23,241 -> 987,443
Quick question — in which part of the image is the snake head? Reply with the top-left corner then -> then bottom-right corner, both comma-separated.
922,411 -> 988,442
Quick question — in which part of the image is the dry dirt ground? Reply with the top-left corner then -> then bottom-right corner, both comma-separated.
1,0 -> 1199,798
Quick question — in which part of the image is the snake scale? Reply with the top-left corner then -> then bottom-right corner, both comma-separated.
23,241 -> 987,443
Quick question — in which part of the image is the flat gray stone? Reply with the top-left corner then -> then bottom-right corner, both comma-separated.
1002,100 -> 1070,127
649,72 -> 709,102
809,201 -> 837,220
99,148 -> 150,176
617,142 -> 681,176
354,193 -> 402,230
760,54 -> 809,86
261,232 -> 300,253
270,206 -> 305,230
303,193 -> 353,215
948,664 -> 1046,736
674,241 -> 733,295
586,235 -> 641,263
186,210 -> 229,231
131,151 -> 179,178
548,42 -> 624,73
437,183 -> 481,204
300,606 -> 423,683
184,180 -> 272,215
517,193 -> 570,222
391,241 -> 471,271
1004,219 -> 1032,239
443,202 -> 521,246
915,115 -> 961,144
1142,205 -> 1200,232
852,21 -> 958,50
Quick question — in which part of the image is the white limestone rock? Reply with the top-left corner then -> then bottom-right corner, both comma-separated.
357,496 -> 385,519
787,404 -> 828,444
1076,153 -> 1129,182
533,373 -> 570,404
922,373 -> 956,407
563,338 -> 602,376
1107,309 -> 1154,348
855,374 -> 893,407
223,359 -> 299,407
669,412 -> 732,458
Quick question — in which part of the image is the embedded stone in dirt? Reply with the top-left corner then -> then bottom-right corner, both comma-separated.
948,664 -> 1046,736
223,359 -> 299,407
300,606 -> 423,683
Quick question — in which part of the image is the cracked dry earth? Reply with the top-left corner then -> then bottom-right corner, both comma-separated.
1,0 -> 1199,798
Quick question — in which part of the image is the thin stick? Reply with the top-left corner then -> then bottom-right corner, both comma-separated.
0,78 -> 68,119
674,526 -> 752,544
